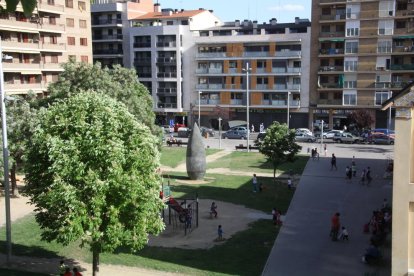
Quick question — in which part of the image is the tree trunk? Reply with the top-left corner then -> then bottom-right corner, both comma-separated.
273,167 -> 276,183
10,163 -> 19,197
92,249 -> 100,276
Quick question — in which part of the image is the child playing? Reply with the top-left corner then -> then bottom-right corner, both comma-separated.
217,225 -> 223,241
287,178 -> 292,189
339,226 -> 349,241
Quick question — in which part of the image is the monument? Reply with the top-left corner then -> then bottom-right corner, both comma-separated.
186,123 -> 206,180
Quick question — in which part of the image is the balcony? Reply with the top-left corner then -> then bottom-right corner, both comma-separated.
94,49 -> 123,55
3,62 -> 42,71
230,99 -> 243,105
319,48 -> 344,55
157,103 -> 177,109
261,100 -> 300,107
256,68 -> 266,73
256,84 -> 269,90
273,84 -> 301,90
228,68 -> 237,73
320,14 -> 346,21
196,52 -> 226,58
319,83 -> 342,89
92,19 -> 122,26
156,41 -> 176,47
392,46 -> 414,53
319,0 -> 347,3
320,32 -> 345,38
37,2 -> 64,14
157,72 -> 177,78
157,87 -> 177,94
243,51 -> 269,57
319,66 -> 343,72
156,57 -> 176,64
133,42 -> 151,48
196,84 -> 223,90
196,68 -> 223,74
0,18 -> 38,30
42,63 -> 62,70
93,34 -> 123,41
196,99 -> 220,105
374,82 -> 391,89
2,40 -> 40,51
274,51 -> 301,58
4,82 -> 45,92
271,67 -> 301,74
390,64 -> 414,70
317,99 -> 343,105
40,43 -> 66,52
133,57 -> 151,64
39,23 -> 65,33
136,72 -> 152,78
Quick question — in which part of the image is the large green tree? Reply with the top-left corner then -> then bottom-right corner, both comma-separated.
42,61 -> 160,138
23,92 -> 164,276
347,109 -> 374,131
258,122 -> 301,181
3,0 -> 37,16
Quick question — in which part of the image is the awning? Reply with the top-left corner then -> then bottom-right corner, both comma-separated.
319,38 -> 345,42
3,48 -> 40,54
395,35 -> 414,39
20,70 -> 42,75
0,25 -> 39,34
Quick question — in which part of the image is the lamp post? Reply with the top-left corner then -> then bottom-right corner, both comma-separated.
287,91 -> 291,129
243,63 -> 251,152
198,91 -> 202,127
218,117 -> 222,149
388,91 -> 393,130
0,38 -> 12,263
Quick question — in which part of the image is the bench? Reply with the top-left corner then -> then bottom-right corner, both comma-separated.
166,140 -> 188,147
235,144 -> 259,150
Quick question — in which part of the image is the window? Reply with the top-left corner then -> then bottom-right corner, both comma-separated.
80,38 -> 88,46
345,41 -> 358,54
343,91 -> 357,105
344,60 -> 358,71
49,16 -> 56,25
66,18 -> 74,27
81,55 -> 88,63
167,21 -> 173,25
68,55 -> 76,62
343,75 -> 357,88
378,20 -> 394,35
346,27 -> 359,37
396,21 -> 406,29
321,25 -> 330,33
319,92 -> 328,100
395,40 -> 404,47
378,40 -> 392,53
51,55 -> 58,63
78,1 -> 86,11
50,36 -> 57,44
79,19 -> 86,28
65,0 -> 73,8
375,92 -> 390,105
67,36 -> 75,45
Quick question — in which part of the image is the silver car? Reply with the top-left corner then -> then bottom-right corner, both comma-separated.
222,129 -> 247,139
295,133 -> 317,143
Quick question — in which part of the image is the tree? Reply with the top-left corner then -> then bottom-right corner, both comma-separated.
23,92 -> 165,276
3,0 -> 37,16
258,122 -> 301,181
42,61 -> 161,139
6,94 -> 38,195
347,110 -> 374,131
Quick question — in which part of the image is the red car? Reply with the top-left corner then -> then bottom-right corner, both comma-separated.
174,123 -> 186,132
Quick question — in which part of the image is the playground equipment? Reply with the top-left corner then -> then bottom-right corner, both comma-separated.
160,181 -> 199,235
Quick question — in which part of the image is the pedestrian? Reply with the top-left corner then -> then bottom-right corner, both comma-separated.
366,166 -> 372,185
324,143 -> 327,156
252,174 -> 258,192
331,154 -> 337,170
251,124 -> 255,133
352,163 -> 357,177
287,178 -> 292,189
210,202 -> 218,218
73,267 -> 83,276
345,166 -> 350,179
315,148 -> 319,161
339,226 -> 349,241
217,225 -> 224,241
360,168 -> 366,184
272,208 -> 277,225
260,123 -> 264,133
330,212 -> 341,241
63,267 -> 72,276
59,260 -> 67,276
276,210 -> 283,225
311,148 -> 315,160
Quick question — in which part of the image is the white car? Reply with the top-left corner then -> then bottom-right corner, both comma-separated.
324,130 -> 343,139
296,128 -> 313,136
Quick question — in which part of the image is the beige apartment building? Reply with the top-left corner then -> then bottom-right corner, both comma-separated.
0,0 -> 92,96
310,0 -> 414,129
382,83 -> 414,275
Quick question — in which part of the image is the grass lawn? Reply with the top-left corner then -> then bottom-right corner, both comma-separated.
161,147 -> 221,168
0,268 -> 47,276
208,151 -> 309,175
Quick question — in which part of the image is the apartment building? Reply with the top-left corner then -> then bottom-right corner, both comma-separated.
0,0 -> 92,96
192,18 -> 311,129
310,0 -> 414,129
127,6 -> 220,125
91,0 -> 154,68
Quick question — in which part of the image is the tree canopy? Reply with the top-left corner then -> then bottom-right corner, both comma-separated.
43,61 -> 160,138
258,122 -> 301,181
23,92 -> 164,275
347,110 -> 374,131
4,0 -> 37,16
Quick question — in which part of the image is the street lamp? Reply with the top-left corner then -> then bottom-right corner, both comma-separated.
287,91 -> 291,129
243,63 -> 251,152
388,91 -> 393,130
0,38 -> 12,263
198,91 -> 202,127
218,117 -> 222,149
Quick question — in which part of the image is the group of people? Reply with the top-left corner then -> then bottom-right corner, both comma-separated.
344,158 -> 372,185
310,148 -> 320,161
59,260 -> 82,276
251,123 -> 265,133
329,212 -> 349,242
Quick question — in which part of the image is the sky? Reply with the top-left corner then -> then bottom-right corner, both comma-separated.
160,0 -> 311,24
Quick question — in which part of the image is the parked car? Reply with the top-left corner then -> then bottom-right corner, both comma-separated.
257,132 -> 267,141
222,129 -> 247,139
174,123 -> 186,132
162,125 -> 173,134
333,132 -> 361,143
371,133 -> 395,145
295,133 -> 317,143
324,130 -> 343,139
229,126 -> 249,132
200,126 -> 215,137
296,128 -> 313,136
177,127 -> 191,138
367,129 -> 395,144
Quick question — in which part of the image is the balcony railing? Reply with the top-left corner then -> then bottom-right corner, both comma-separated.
319,0 -> 347,3
39,23 -> 65,32
261,100 -> 300,106
133,42 -> 151,48
195,84 -> 223,90
3,62 -> 42,70
196,99 -> 220,105
318,99 -> 343,105
38,2 -> 64,13
40,43 -> 66,51
230,99 -> 243,105
391,64 -> 414,70
156,41 -> 176,47
319,48 -> 344,55
271,67 -> 302,73
156,57 -> 177,63
374,82 -> 391,88
320,14 -> 346,21
93,34 -> 123,40
228,68 -> 237,73
319,66 -> 343,72
157,103 -> 177,108
157,88 -> 177,93
272,84 -> 301,90
320,32 -> 345,38
196,52 -> 226,58
392,46 -> 414,53
4,82 -> 45,91
2,40 -> 40,50
243,51 -> 269,57
157,72 -> 177,78
92,19 -> 122,25
134,57 -> 151,64
256,84 -> 268,90
94,49 -> 123,55
42,63 -> 62,70
319,83 -> 342,89
274,51 -> 301,57
196,68 -> 223,74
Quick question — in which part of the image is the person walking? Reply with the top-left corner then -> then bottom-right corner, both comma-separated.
324,143 -> 327,156
210,202 -> 218,218
331,154 -> 337,170
59,260 -> 67,276
73,267 -> 83,276
351,162 -> 357,177
217,225 -> 224,241
252,174 -> 258,192
366,166 -> 372,185
339,226 -> 349,241
330,212 -> 341,241
360,168 -> 366,185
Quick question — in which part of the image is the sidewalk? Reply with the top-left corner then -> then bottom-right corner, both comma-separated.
262,153 -> 392,276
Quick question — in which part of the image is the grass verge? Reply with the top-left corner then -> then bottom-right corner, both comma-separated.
161,147 -> 221,168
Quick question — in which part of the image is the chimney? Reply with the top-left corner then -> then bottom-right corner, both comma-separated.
295,17 -> 300,24
270,18 -> 277,25
174,9 -> 178,13
253,20 -> 258,28
181,9 -> 184,12
154,3 -> 160,13
243,19 -> 249,27
209,10 -> 213,13
235,19 -> 240,27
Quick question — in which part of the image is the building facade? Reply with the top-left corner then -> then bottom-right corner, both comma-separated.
191,18 -> 311,129
0,0 -> 92,95
310,0 -> 413,129
382,83 -> 414,275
